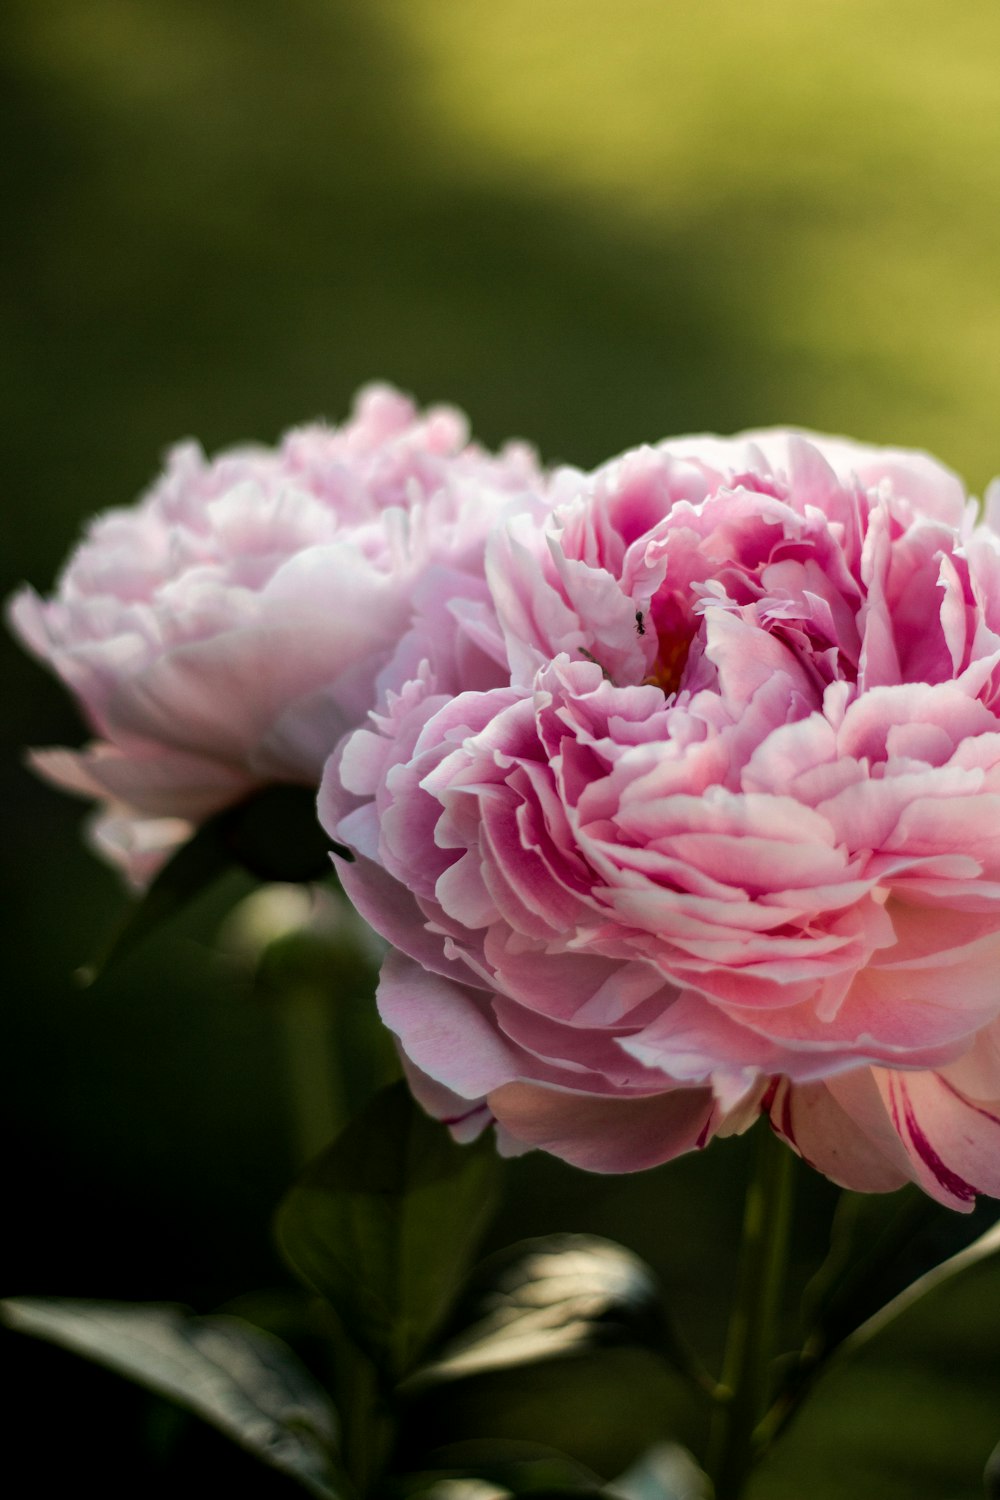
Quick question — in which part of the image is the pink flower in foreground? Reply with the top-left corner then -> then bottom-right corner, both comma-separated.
324,431 -> 1000,1207
10,385 -> 543,884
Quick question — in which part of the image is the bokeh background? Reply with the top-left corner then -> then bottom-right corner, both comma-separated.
4,2 -> 1000,1494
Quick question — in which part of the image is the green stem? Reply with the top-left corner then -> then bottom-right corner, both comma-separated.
706,1123 -> 796,1500
341,1350 -> 394,1496
320,1311 -> 394,1498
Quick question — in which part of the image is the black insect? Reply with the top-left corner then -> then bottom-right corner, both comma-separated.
635,610 -> 646,636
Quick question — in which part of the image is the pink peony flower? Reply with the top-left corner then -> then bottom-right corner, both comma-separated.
323,430 -> 1000,1208
9,385 -> 543,884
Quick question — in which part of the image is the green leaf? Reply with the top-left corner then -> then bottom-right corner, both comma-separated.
275,1081 -> 502,1383
391,1440 -> 710,1500
403,1352 -> 701,1488
604,1442 -> 710,1500
411,1235 -> 683,1386
1,1298 -> 347,1498
391,1437 -> 606,1496
81,783 -> 341,981
747,1223 -> 1000,1500
397,1238 -> 705,1479
79,806 -> 236,982
797,1185 -> 995,1372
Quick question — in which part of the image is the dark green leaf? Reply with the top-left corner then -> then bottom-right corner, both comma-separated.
412,1235 -> 675,1386
405,1483 -> 601,1500
389,1440 -> 709,1500
397,1237 -> 706,1481
219,783 -> 346,882
1,1298 -> 346,1498
400,1348 -> 701,1480
797,1184 -> 996,1370
79,806 -> 237,982
275,1081 -> 502,1383
81,783 -> 340,981
747,1223 -> 1000,1500
766,1188 -> 999,1449
390,1437 -> 605,1496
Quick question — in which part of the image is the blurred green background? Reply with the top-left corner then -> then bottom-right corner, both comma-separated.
3,1 -> 1000,1493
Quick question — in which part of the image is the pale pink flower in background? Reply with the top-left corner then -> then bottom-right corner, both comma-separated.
325,430 -> 1000,1207
9,385 -> 543,884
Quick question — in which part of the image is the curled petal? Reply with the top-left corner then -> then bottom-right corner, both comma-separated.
325,427 -> 1000,1202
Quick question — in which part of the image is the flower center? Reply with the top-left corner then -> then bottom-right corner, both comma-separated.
644,633 -> 691,697
641,592 -> 693,697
